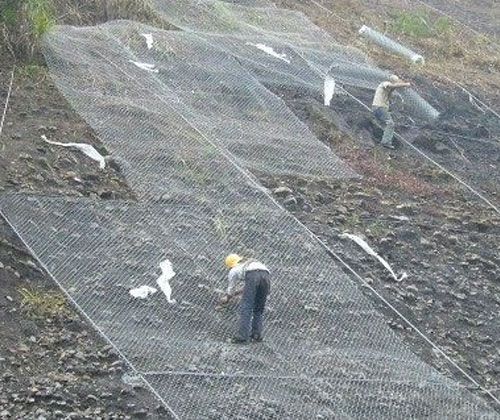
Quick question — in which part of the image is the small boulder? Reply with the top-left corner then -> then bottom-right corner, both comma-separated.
272,186 -> 293,197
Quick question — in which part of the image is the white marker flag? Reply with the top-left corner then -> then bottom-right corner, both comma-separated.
41,135 -> 106,169
341,233 -> 407,282
157,259 -> 177,304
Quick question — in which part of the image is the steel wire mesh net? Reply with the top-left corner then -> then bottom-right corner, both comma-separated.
0,1 -> 498,418
42,22 -> 356,187
148,0 -> 440,122
1,193 -> 496,418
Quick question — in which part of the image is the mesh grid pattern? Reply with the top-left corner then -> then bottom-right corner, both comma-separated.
1,194 -> 496,418
149,0 -> 439,122
0,1 -> 497,418
43,22 -> 356,186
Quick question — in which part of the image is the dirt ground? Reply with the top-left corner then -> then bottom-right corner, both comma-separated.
0,0 -> 499,417
0,62 -> 133,200
261,90 -> 500,402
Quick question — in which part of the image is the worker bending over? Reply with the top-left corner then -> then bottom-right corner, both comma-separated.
220,254 -> 270,344
372,74 -> 411,149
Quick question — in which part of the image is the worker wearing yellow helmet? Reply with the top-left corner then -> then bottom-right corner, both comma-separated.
219,253 -> 270,344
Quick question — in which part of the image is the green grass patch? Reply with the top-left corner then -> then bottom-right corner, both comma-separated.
212,1 -> 239,30
213,213 -> 229,238
19,287 -> 71,318
27,0 -> 55,39
17,63 -> 47,79
342,212 -> 361,232
390,10 -> 452,38
1,0 -> 55,59
367,220 -> 388,238
433,16 -> 453,35
0,3 -> 18,26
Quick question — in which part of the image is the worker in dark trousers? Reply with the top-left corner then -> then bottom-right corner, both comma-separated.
219,254 -> 270,343
372,74 -> 411,149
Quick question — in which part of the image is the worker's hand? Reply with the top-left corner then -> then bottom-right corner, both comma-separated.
219,294 -> 230,305
215,294 -> 231,312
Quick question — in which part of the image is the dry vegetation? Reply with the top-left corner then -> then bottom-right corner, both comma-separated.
0,0 -> 167,62
4,0 -> 498,97
18,286 -> 71,318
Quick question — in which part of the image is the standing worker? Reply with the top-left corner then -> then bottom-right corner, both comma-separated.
372,74 -> 411,149
219,254 -> 270,344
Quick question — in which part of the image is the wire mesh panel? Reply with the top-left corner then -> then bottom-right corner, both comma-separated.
43,22 -> 356,188
0,190 -> 496,418
149,0 -> 439,122
147,373 -> 499,419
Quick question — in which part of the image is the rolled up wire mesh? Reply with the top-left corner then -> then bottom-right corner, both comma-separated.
359,25 -> 425,64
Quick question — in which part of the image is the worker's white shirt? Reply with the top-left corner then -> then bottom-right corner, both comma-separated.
372,81 -> 394,108
227,261 -> 269,295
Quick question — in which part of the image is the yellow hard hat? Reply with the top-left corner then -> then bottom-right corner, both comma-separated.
225,254 -> 242,268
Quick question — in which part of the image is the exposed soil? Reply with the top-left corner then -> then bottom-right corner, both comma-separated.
0,0 -> 499,417
265,0 -> 500,407
0,63 -> 134,200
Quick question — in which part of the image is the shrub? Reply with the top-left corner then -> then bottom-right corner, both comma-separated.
1,0 -> 55,60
